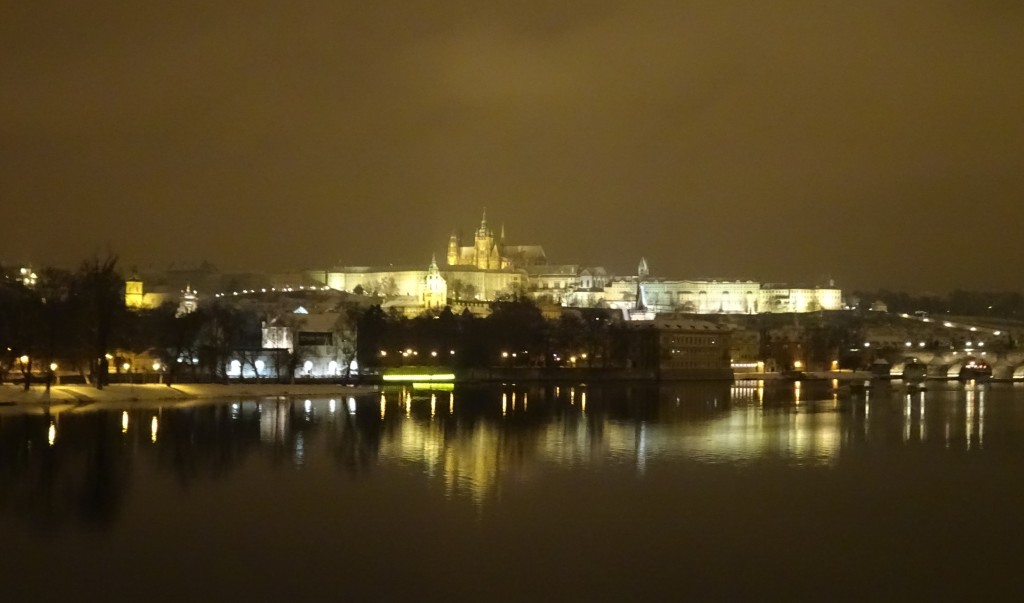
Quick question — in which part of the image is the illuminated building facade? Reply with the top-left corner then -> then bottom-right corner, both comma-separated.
446,210 -> 547,270
124,277 -> 169,310
625,317 -> 733,379
563,260 -> 843,316
309,214 -> 842,316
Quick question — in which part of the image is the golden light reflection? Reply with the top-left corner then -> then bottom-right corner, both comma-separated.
150,416 -> 158,443
449,393 -> 454,414
919,393 -> 926,441
903,395 -> 912,443
502,392 -> 507,416
430,393 -> 436,418
979,388 -> 986,448
581,391 -> 587,413
966,387 -> 975,450
47,421 -> 55,446
121,411 -> 129,433
794,381 -> 801,404
380,393 -> 386,420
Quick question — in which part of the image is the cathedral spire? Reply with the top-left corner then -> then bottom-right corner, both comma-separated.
476,208 -> 490,239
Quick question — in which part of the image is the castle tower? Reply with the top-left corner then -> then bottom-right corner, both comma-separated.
423,255 -> 448,309
447,234 -> 459,266
125,274 -> 146,309
474,209 -> 493,269
176,284 -> 198,317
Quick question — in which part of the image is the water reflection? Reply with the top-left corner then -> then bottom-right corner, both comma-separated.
0,381 -> 1020,526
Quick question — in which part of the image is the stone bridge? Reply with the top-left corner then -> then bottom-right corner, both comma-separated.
889,351 -> 1024,380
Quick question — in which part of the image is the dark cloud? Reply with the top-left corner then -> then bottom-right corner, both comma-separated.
2,1 -> 1022,290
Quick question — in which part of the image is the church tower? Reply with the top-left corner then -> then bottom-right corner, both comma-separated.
125,277 -> 145,309
638,257 -> 649,279
176,284 -> 198,317
446,234 -> 459,266
423,255 -> 448,309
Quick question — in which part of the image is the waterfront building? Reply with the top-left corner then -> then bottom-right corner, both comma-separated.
624,316 -> 733,379
259,309 -> 354,377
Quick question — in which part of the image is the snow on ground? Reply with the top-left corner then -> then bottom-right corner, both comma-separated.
0,383 -> 377,408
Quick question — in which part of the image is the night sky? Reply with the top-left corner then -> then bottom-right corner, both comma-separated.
3,2 -> 1022,291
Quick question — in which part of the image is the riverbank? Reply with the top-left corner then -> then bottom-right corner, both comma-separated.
0,383 -> 378,407
733,371 -> 875,381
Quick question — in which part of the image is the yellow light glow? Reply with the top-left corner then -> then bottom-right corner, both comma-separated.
411,382 -> 454,391
502,392 -> 507,416
122,411 -> 129,433
19,355 -> 28,364
431,393 -> 436,418
123,363 -> 131,371
152,362 -> 161,371
48,422 -> 55,446
793,360 -> 804,369
382,373 -> 455,382
581,391 -> 587,412
150,416 -> 158,443
49,362 -> 58,371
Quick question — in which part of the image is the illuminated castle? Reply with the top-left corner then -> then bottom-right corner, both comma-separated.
308,211 -> 843,317
446,210 -> 546,270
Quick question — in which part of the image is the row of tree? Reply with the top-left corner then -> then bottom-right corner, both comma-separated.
0,258 -> 267,389
356,299 -> 630,369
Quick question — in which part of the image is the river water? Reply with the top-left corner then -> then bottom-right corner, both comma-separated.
2,381 -> 1024,601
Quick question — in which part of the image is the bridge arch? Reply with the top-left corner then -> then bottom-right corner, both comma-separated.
890,357 -> 927,378
946,356 -> 991,380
